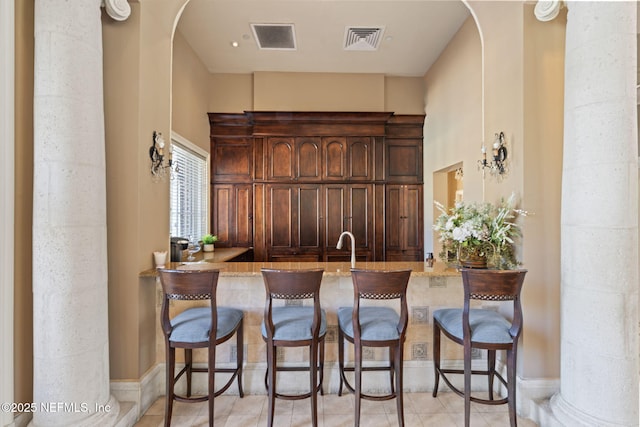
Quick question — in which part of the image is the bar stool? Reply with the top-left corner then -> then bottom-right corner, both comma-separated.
158,269 -> 244,427
432,269 -> 527,427
260,268 -> 326,427
338,269 -> 412,427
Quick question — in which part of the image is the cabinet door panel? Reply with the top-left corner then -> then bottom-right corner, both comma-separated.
234,184 -> 253,247
385,184 -> 423,261
385,186 -> 402,250
268,138 -> 295,180
213,185 -> 232,246
212,138 -> 253,182
297,138 -> 321,180
386,140 -> 422,183
322,137 -> 346,180
298,186 -> 322,248
324,185 -> 346,247
349,185 -> 372,249
268,186 -> 293,247
348,137 -> 372,181
404,186 -> 422,250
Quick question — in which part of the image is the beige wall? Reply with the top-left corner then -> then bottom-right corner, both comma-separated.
385,76 -> 426,114
424,3 -> 564,380
254,71 -> 385,111
424,15 -> 483,253
207,72 -> 425,114
103,0 -> 191,380
14,0 -> 34,405
172,30 -> 211,150
521,4 -> 565,378
209,73 -> 253,113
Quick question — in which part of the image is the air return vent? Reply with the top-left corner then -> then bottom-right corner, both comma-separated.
343,26 -> 385,51
251,24 -> 297,50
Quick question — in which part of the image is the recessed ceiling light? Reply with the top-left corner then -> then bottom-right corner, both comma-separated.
231,41 -> 239,48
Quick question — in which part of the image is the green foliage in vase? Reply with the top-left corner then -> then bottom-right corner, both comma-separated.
433,194 -> 527,269
201,234 -> 219,245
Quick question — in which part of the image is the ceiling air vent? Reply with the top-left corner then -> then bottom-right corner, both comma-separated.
344,26 -> 385,51
251,24 -> 297,50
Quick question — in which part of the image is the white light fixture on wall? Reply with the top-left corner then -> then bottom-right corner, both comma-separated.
478,131 -> 508,177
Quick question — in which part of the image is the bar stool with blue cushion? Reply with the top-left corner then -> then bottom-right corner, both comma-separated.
338,268 -> 412,427
261,268 -> 326,427
432,268 -> 527,427
158,269 -> 244,427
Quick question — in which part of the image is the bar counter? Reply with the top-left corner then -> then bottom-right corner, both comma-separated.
140,250 -> 466,396
139,247 -> 459,278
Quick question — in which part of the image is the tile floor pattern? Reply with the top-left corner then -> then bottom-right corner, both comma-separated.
134,392 -> 539,427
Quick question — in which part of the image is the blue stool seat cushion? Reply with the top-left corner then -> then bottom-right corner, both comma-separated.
433,308 -> 513,344
261,306 -> 327,341
338,306 -> 400,341
170,306 -> 243,344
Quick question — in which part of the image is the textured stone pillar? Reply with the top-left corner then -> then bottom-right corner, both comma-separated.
32,1 -> 118,425
550,2 -> 638,426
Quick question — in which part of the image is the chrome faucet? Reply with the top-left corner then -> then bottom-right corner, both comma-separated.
336,231 -> 356,268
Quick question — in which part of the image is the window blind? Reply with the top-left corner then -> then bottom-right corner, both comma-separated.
169,140 -> 208,241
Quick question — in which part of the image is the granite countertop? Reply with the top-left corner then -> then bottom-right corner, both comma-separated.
140,247 -> 251,277
140,248 -> 458,278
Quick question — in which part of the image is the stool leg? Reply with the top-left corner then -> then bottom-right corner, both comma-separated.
389,346 -> 395,394
208,345 -> 215,427
507,347 -> 518,427
310,342 -> 319,427
487,349 -> 496,400
236,320 -> 244,397
463,342 -> 472,427
354,342 -> 362,427
165,345 -> 175,427
319,338 -> 325,396
185,348 -> 193,397
394,342 -> 405,427
338,329 -> 345,396
432,321 -> 441,397
266,343 -> 277,427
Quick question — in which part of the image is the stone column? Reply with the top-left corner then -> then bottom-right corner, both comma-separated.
32,1 -> 121,425
550,1 -> 638,426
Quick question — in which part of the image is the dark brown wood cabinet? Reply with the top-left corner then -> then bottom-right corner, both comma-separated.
265,184 -> 322,261
209,112 -> 425,261
323,184 -> 374,262
321,136 -> 373,181
385,184 -> 423,261
212,184 -> 253,248
385,115 -> 424,183
266,137 -> 321,181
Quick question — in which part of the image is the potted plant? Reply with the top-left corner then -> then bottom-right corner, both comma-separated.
433,194 -> 527,269
201,234 -> 218,252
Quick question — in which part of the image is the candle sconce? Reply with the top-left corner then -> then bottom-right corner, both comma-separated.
478,131 -> 508,176
149,131 -> 175,180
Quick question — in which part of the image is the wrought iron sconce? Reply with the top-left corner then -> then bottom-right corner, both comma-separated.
478,131 -> 508,176
149,131 -> 175,180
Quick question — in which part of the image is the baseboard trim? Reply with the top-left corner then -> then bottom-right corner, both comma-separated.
109,361 -> 560,427
110,364 -> 163,421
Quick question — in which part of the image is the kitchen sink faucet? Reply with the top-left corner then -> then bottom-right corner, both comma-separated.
336,231 -> 356,268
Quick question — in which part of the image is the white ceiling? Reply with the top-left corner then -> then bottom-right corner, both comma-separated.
177,0 -> 471,77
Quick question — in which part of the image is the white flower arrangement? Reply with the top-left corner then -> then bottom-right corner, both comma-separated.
433,194 -> 527,269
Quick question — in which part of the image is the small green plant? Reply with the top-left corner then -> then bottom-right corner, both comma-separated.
201,234 -> 218,245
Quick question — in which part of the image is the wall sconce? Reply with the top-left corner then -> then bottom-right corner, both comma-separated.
478,131 -> 508,176
454,167 -> 464,181
149,131 -> 175,180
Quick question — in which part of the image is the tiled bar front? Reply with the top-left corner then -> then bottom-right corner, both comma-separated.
145,262 -> 471,396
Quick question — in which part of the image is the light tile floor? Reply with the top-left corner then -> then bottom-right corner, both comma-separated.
134,392 -> 539,427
